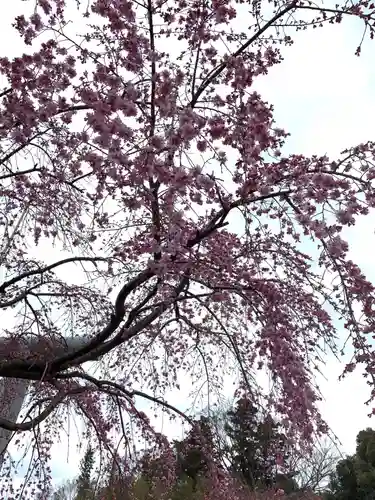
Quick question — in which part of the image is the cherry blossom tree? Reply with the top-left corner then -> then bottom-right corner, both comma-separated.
1,0 -> 375,497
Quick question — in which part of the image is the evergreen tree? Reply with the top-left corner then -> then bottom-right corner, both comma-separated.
75,445 -> 95,500
173,416 -> 220,489
325,428 -> 375,500
224,396 -> 292,491
171,398 -> 295,493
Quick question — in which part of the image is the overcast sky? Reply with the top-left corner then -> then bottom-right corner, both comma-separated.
2,0 -> 375,490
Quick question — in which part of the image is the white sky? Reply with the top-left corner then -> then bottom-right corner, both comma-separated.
1,0 -> 375,490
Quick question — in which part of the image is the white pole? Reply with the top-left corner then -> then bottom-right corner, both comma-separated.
0,378 -> 29,472
0,336 -> 88,471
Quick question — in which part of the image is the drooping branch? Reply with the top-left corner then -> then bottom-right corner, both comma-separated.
0,188 -> 293,379
0,386 -> 88,432
55,371 -> 194,426
0,256 -> 107,294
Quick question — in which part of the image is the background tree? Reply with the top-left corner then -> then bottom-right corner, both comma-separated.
173,416 -> 221,489
171,397 -> 299,493
59,421 -> 329,500
75,445 -> 95,500
52,479 -> 77,500
224,396 -> 292,491
324,428 -> 375,499
96,473 -> 134,500
289,439 -> 341,494
1,0 -> 375,496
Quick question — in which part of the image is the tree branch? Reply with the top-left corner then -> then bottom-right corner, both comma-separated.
0,386 -> 87,431
190,1 -> 298,106
0,257 -> 107,294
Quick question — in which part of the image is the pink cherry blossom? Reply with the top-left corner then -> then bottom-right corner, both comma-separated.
0,0 -> 374,497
